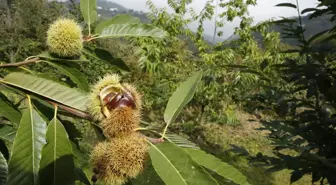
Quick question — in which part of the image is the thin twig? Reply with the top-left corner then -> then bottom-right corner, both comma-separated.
0,57 -> 40,68
146,137 -> 164,144
46,100 -> 94,120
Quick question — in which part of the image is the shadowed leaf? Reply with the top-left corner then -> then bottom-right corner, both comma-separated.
41,61 -> 90,92
0,126 -> 16,143
37,52 -> 88,63
39,117 -> 76,185
0,93 -> 21,124
275,3 -> 297,9
0,152 -> 7,185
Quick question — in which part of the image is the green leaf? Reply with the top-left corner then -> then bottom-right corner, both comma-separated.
0,93 -> 21,124
2,72 -> 88,112
41,61 -> 90,92
164,71 -> 202,126
31,98 -> 71,121
80,0 -> 98,27
320,33 -> 336,43
184,148 -> 250,185
0,152 -> 7,185
2,66 -> 34,74
0,126 -> 16,143
83,48 -> 130,73
7,97 -> 47,185
37,52 -> 89,63
275,3 -> 297,9
97,24 -> 167,39
95,14 -> 141,34
308,30 -> 330,44
0,140 -> 9,160
131,160 -> 165,185
271,18 -> 296,24
149,142 -> 218,185
165,133 -> 199,149
39,117 -> 76,185
301,8 -> 316,14
309,9 -> 329,19
75,168 -> 91,185
240,69 -> 270,82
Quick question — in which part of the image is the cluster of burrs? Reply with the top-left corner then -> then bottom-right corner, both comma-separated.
88,74 -> 149,185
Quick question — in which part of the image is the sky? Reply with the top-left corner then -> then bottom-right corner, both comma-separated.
113,0 -> 320,39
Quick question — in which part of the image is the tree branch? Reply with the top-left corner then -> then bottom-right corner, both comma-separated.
0,57 -> 40,68
45,100 -> 94,120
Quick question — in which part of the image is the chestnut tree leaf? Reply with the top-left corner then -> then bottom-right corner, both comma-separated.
149,142 -> 218,185
39,116 -> 76,185
7,97 -> 47,185
164,71 -> 202,126
2,72 -> 88,112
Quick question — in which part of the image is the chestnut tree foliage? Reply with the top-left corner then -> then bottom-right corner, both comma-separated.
0,0 -> 249,185
250,0 -> 336,184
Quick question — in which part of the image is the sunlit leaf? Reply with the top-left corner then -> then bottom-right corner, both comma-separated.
165,133 -> 199,149
95,14 -> 141,34
80,0 -> 98,27
164,71 -> 202,126
149,142 -> 218,185
2,72 -> 88,112
0,152 -> 7,185
184,148 -> 250,185
97,24 -> 167,39
7,97 -> 47,185
39,116 -> 76,185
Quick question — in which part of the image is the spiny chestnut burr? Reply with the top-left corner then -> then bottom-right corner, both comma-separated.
47,18 -> 83,58
90,133 -> 149,185
88,74 -> 142,138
